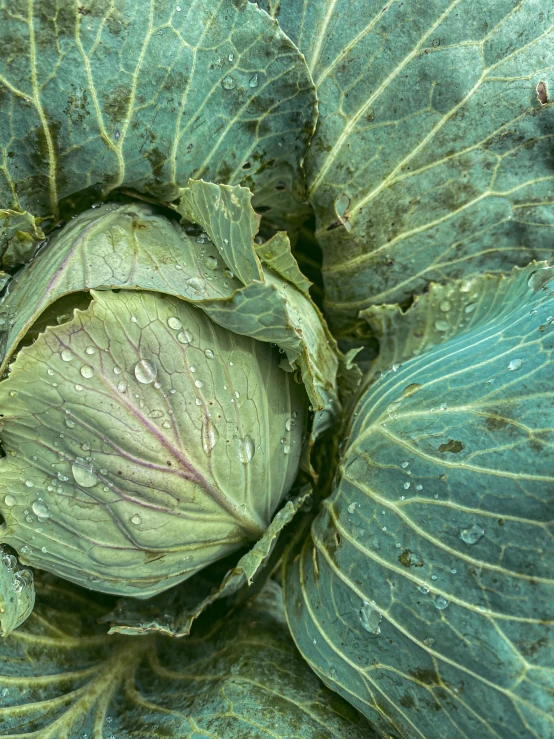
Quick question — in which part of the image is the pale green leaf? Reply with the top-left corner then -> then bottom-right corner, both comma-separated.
0,0 -> 316,231
0,545 -> 34,637
284,263 -> 554,738
0,575 -> 376,739
264,0 -> 554,340
0,210 -> 44,268
103,490 -> 310,637
256,231 -> 312,294
0,288 -> 306,597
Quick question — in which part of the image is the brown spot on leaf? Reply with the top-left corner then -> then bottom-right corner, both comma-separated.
537,81 -> 548,105
402,383 -> 422,398
438,439 -> 464,453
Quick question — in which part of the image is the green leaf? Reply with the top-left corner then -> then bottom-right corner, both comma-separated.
0,0 -> 317,231
0,575 -> 376,739
0,288 -> 306,597
265,0 -> 554,340
102,490 -> 310,637
0,210 -> 44,268
256,231 -> 313,295
283,263 -> 554,738
0,545 -> 34,637
0,196 -> 341,416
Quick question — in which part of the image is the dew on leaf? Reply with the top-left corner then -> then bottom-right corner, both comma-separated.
222,75 -> 235,90
508,358 -> 523,371
205,256 -> 218,270
168,317 -> 182,330
195,379 -> 204,388
204,348 -> 214,359
80,365 -> 94,379
135,359 -> 157,384
177,330 -> 193,344
130,514 -> 142,525
360,601 -> 382,635
61,349 -> 73,361
31,500 -> 50,520
460,524 -> 484,545
249,73 -> 259,87
72,459 -> 98,488
238,435 -> 255,464
434,596 -> 449,610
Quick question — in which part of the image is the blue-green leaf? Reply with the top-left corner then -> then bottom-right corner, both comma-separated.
0,545 -> 34,637
263,0 -> 554,340
0,575 -> 376,739
284,263 -> 554,739
0,0 -> 316,231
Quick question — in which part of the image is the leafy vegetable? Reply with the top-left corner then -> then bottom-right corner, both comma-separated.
262,0 -> 554,340
283,263 -> 554,739
0,575 -> 377,739
0,2 -> 551,737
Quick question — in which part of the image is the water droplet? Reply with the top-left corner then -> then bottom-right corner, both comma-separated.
283,443 -> 291,454
450,568 -> 457,574
162,420 -> 172,429
47,369 -> 55,376
228,53 -> 234,62
85,346 -> 96,355
25,480 -> 34,488
2,553 -> 17,572
238,435 -> 255,464
249,73 -> 259,88
434,319 -> 450,332
439,300 -> 451,312
508,358 -> 523,371
401,461 -> 409,468
223,268 -> 234,279
130,315 -> 137,323
434,596 -> 449,610
423,637 -> 435,647
403,482 -> 411,490
221,75 -> 235,90
80,365 -> 94,379
187,276 -> 205,294
195,379 -> 204,388
32,500 -> 50,520
285,418 -> 296,431
135,359 -> 157,384
348,502 -> 357,514
176,4 -> 181,10
460,524 -> 485,545
117,380 -> 127,393
130,514 -> 141,525
113,366 -> 122,375
177,330 -> 192,344
360,601 -> 382,635
417,584 -> 429,594
190,365 -> 196,373
204,348 -> 214,359
72,458 -> 98,488
20,545 -> 31,555
61,349 -> 73,362
205,256 -> 218,270
74,384 -> 83,392
149,409 -> 164,419
464,302 -> 476,314
114,129 -> 121,140
416,484 -> 423,491
202,423 -> 219,454
41,546 -> 47,553
65,419 -> 75,428
168,316 -> 182,330
82,442 -> 91,451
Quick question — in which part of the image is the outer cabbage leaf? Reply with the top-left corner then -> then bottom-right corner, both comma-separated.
0,0 -> 317,232
283,263 -> 554,738
0,210 -> 44,269
0,192 -> 341,416
0,288 -> 306,597
0,545 -> 34,637
0,575 -> 377,739
262,0 -> 554,340
102,490 -> 310,637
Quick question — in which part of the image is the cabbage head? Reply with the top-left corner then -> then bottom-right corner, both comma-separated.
0,182 -> 341,598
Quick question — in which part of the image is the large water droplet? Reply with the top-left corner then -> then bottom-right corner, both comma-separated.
360,601 -> 382,635
177,329 -> 192,344
130,514 -> 142,525
204,348 -> 214,359
204,256 -> 218,270
85,346 -> 96,355
460,524 -> 484,545
32,500 -> 50,520
222,75 -> 235,90
1,553 -> 17,570
238,435 -> 255,464
117,380 -> 127,393
508,358 -> 523,371
80,365 -> 94,379
72,458 -> 98,488
249,73 -> 259,88
3,494 -> 16,507
168,316 -> 182,330
187,276 -> 205,294
135,359 -> 157,384
434,319 -> 450,332
202,422 -> 219,454
285,418 -> 296,431
195,379 -> 204,388
434,596 -> 449,610
61,349 -> 73,362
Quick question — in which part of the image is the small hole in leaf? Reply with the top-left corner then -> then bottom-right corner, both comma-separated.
536,81 -> 548,105
256,206 -> 271,214
242,161 -> 251,169
275,182 -> 286,191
